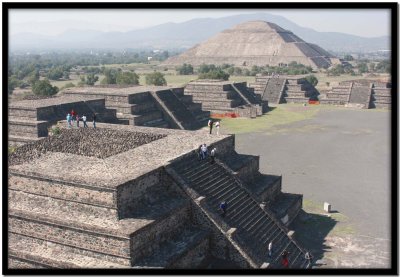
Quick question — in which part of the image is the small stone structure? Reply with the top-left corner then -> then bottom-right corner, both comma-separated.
184,80 -> 268,117
249,75 -> 319,104
8,123 -> 307,269
319,80 -> 392,109
8,95 -> 118,146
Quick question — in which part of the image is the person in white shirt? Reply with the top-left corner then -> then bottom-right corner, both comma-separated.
82,115 -> 88,128
210,148 -> 216,164
215,121 -> 220,135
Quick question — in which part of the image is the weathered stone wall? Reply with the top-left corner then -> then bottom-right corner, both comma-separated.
130,204 -> 191,263
169,237 -> 210,268
8,257 -> 48,269
116,169 -> 163,218
9,216 -> 131,264
9,174 -> 116,207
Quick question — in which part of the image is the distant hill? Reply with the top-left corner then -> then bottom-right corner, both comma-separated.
9,13 -> 390,53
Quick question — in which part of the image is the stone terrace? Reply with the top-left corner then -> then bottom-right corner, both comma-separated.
184,80 -> 267,118
8,123 -> 307,269
8,95 -> 117,146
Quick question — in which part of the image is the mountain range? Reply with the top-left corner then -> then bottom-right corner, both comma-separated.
9,13 -> 390,53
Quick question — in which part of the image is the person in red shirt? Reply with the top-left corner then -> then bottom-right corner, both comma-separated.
71,109 -> 76,125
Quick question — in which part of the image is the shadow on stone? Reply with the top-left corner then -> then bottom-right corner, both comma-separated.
290,209 -> 337,268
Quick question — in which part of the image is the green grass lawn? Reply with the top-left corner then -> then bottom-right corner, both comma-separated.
220,104 -> 329,134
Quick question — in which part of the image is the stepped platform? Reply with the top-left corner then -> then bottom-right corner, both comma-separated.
320,81 -> 392,109
64,86 -> 207,129
8,95 -> 119,146
184,80 -> 266,118
8,120 -> 306,269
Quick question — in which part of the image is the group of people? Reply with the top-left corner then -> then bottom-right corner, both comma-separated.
208,119 -> 220,135
198,144 -> 217,164
267,241 -> 313,268
66,109 -> 97,128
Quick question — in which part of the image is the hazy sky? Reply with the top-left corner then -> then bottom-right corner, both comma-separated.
9,9 -> 391,38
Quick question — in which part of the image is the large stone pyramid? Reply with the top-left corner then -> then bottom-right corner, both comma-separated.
164,21 -> 341,69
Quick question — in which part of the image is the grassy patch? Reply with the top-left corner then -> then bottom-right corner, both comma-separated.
221,104 -> 324,134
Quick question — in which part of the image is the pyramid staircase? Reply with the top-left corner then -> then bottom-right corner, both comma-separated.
250,76 -> 318,105
184,81 -> 265,118
369,82 -> 391,109
167,154 -> 307,269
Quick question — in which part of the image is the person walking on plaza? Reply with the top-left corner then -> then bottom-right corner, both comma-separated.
208,119 -> 213,134
268,241 -> 273,258
66,113 -> 71,128
210,148 -> 216,164
92,113 -> 97,128
76,114 -> 80,127
82,114 -> 88,128
215,120 -> 220,135
305,251 -> 313,269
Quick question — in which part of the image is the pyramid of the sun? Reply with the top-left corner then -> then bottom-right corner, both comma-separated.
164,21 -> 340,69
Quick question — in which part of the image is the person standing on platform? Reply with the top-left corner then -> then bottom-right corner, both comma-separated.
208,119 -> 214,134
92,113 -> 97,128
215,120 -> 220,135
82,115 -> 88,128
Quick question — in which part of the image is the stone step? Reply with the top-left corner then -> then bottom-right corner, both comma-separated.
8,117 -> 49,137
133,226 -> 210,268
241,209 -> 265,231
9,232 -> 129,268
9,197 -> 191,265
142,118 -> 170,128
189,166 -> 226,184
212,183 -> 238,203
200,176 -> 231,195
8,135 -> 43,144
183,90 -> 236,99
9,107 -> 38,119
9,189 -> 119,227
9,172 -> 117,208
284,97 -> 309,104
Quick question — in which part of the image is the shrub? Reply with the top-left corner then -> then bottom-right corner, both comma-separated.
32,79 -> 59,96
145,71 -> 167,86
305,75 -> 318,86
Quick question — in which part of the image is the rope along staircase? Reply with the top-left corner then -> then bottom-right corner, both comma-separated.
168,154 -> 308,269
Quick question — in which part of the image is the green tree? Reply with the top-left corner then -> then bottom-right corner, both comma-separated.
47,66 -> 64,80
101,68 -> 118,84
116,71 -> 140,85
304,74 -> 318,86
8,75 -> 21,94
28,70 -> 40,85
375,60 -> 390,73
80,73 -> 99,86
145,71 -> 167,86
198,68 -> 230,80
32,79 -> 59,96
357,62 -> 368,74
176,63 -> 194,75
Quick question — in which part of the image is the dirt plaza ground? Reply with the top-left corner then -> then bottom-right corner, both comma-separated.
226,105 -> 392,268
